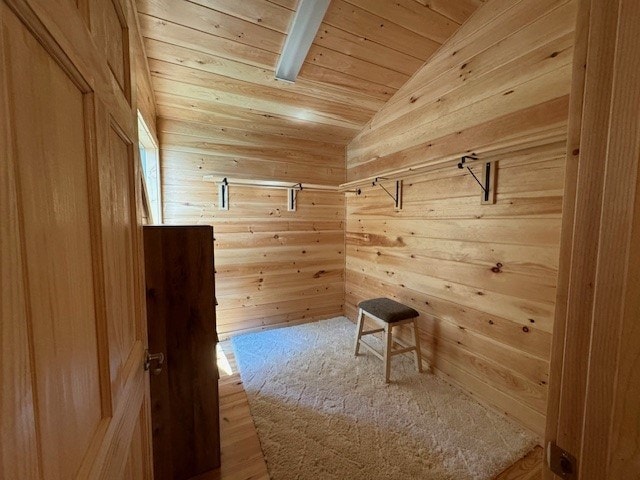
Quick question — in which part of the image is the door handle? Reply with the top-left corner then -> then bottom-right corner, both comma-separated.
144,350 -> 165,375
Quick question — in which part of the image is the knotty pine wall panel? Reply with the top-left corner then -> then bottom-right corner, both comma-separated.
160,117 -> 345,337
345,0 -> 577,437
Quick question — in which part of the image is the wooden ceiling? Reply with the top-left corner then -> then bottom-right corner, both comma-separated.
136,0 -> 483,146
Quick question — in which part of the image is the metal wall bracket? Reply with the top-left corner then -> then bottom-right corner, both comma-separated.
547,442 -> 577,479
218,177 -> 229,210
372,177 -> 402,210
287,183 -> 302,211
457,155 -> 497,204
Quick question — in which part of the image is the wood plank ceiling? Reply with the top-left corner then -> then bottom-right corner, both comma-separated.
136,0 -> 484,149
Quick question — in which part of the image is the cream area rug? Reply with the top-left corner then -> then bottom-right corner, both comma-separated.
231,317 -> 537,480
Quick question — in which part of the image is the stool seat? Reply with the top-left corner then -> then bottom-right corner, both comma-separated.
355,297 -> 423,383
357,298 -> 419,323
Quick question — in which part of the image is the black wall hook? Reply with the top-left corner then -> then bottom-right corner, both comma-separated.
457,155 -> 479,169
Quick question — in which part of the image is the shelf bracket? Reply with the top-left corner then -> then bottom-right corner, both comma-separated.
218,177 -> 229,210
287,183 -> 302,211
458,156 -> 497,204
373,177 -> 402,210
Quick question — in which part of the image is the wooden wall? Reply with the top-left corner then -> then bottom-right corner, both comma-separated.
160,117 -> 345,338
144,0 -> 480,338
344,0 -> 577,437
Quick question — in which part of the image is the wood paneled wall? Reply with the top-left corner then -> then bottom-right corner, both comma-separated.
345,0 -> 577,437
146,0 -> 480,338
160,117 -> 345,337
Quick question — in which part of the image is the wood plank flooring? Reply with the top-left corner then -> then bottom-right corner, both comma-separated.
203,341 -> 542,480
190,345 -> 268,480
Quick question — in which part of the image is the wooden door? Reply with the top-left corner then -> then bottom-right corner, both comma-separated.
544,0 -> 640,478
1,0 -> 151,478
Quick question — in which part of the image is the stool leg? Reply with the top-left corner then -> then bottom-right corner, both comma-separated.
384,323 -> 393,383
413,318 -> 423,373
354,308 -> 365,356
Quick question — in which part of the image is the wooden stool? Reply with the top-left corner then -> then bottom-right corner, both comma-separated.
354,298 -> 423,383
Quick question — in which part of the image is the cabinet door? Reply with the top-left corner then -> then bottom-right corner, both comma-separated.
0,0 -> 151,478
144,226 -> 220,480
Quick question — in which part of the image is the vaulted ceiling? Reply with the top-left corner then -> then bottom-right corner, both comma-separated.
136,0 -> 483,146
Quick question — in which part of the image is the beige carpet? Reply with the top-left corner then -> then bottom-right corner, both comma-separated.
231,317 -> 537,480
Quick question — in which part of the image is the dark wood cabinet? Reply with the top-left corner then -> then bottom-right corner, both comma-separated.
143,226 -> 220,480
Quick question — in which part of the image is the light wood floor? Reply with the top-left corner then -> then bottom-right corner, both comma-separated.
202,341 -> 542,480
190,345 -> 268,480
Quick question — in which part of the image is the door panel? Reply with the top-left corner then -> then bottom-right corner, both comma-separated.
103,121 -> 139,406
0,0 -> 151,477
91,0 -> 130,101
2,8 -> 104,478
0,19 -> 40,477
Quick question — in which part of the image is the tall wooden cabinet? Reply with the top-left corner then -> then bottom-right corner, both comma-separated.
143,226 -> 220,479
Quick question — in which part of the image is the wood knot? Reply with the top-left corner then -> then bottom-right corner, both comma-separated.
522,326 -> 530,333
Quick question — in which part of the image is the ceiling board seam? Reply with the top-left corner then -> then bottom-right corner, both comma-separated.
185,0 -> 293,35
138,13 -> 277,66
153,96 -> 355,140
321,0 -> 443,59
314,21 -> 432,63
145,55 -> 378,115
149,56 -> 398,106
139,23 -> 390,104
309,33 -> 423,76
149,73 -> 367,129
137,0 -> 285,55
340,0 -> 463,37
